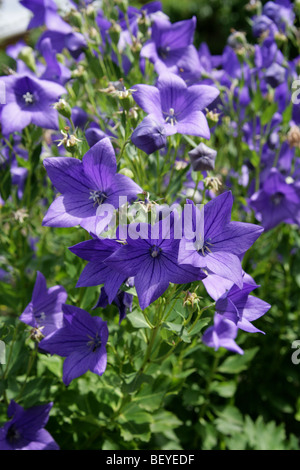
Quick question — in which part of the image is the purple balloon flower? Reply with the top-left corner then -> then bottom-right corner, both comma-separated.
140,17 -> 202,80
202,314 -> 244,355
132,73 -> 219,138
0,74 -> 66,135
94,283 -> 134,324
105,217 -> 206,310
69,238 -> 127,303
40,304 -> 108,386
42,137 -> 143,233
249,168 -> 300,230
20,271 -> 67,338
131,115 -> 167,154
178,192 -> 264,288
0,401 -> 59,450
214,281 -> 271,334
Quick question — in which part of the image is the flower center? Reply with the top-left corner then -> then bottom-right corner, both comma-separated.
87,333 -> 101,353
7,425 -> 21,444
158,46 -> 170,59
271,191 -> 284,206
150,245 -> 162,258
22,92 -> 34,105
196,238 -> 213,256
164,108 -> 177,126
89,190 -> 108,206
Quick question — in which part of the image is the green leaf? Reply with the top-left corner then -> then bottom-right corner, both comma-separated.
218,347 -> 259,374
127,310 -> 151,329
215,406 -> 244,434
210,380 -> 237,398
261,102 -> 278,126
151,410 -> 182,435
133,383 -> 165,412
163,322 -> 191,343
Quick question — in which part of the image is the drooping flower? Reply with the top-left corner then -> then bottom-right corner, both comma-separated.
0,74 -> 66,135
42,137 -> 142,233
249,167 -> 300,230
132,73 -> 219,138
94,281 -> 134,324
20,271 -> 67,338
204,272 -> 271,334
178,192 -> 264,288
0,401 -> 59,450
131,115 -> 167,154
202,314 -> 244,355
39,304 -> 108,386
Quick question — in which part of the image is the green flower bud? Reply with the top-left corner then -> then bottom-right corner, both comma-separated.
18,47 -> 36,73
53,99 -> 72,119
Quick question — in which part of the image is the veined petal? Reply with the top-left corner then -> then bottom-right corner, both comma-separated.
212,221 -> 264,255
131,84 -> 162,120
82,137 -> 117,190
176,110 -> 210,138
205,251 -> 243,288
42,196 -> 82,228
63,347 -> 91,386
43,157 -> 90,194
1,103 -> 32,135
134,257 -> 170,310
204,191 -> 233,240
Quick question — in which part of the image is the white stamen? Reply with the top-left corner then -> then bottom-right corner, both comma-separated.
23,92 -> 34,104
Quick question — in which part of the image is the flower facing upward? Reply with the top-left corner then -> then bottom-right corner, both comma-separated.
178,192 -> 264,288
105,216 -> 207,310
0,75 -> 66,135
42,137 -> 142,233
0,401 -> 59,450
132,73 -> 219,138
40,305 -> 108,386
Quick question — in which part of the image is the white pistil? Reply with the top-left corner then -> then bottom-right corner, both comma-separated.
165,108 -> 177,126
23,92 -> 34,104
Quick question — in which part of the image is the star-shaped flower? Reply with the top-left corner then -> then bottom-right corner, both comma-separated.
132,72 -> 219,138
40,304 -> 108,386
43,137 -> 142,233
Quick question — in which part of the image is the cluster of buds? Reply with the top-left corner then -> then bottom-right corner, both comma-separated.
183,291 -> 201,309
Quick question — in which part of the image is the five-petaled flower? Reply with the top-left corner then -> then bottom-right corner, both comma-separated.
40,304 -> 109,386
132,72 -> 219,139
0,400 -> 59,450
42,137 -> 143,233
